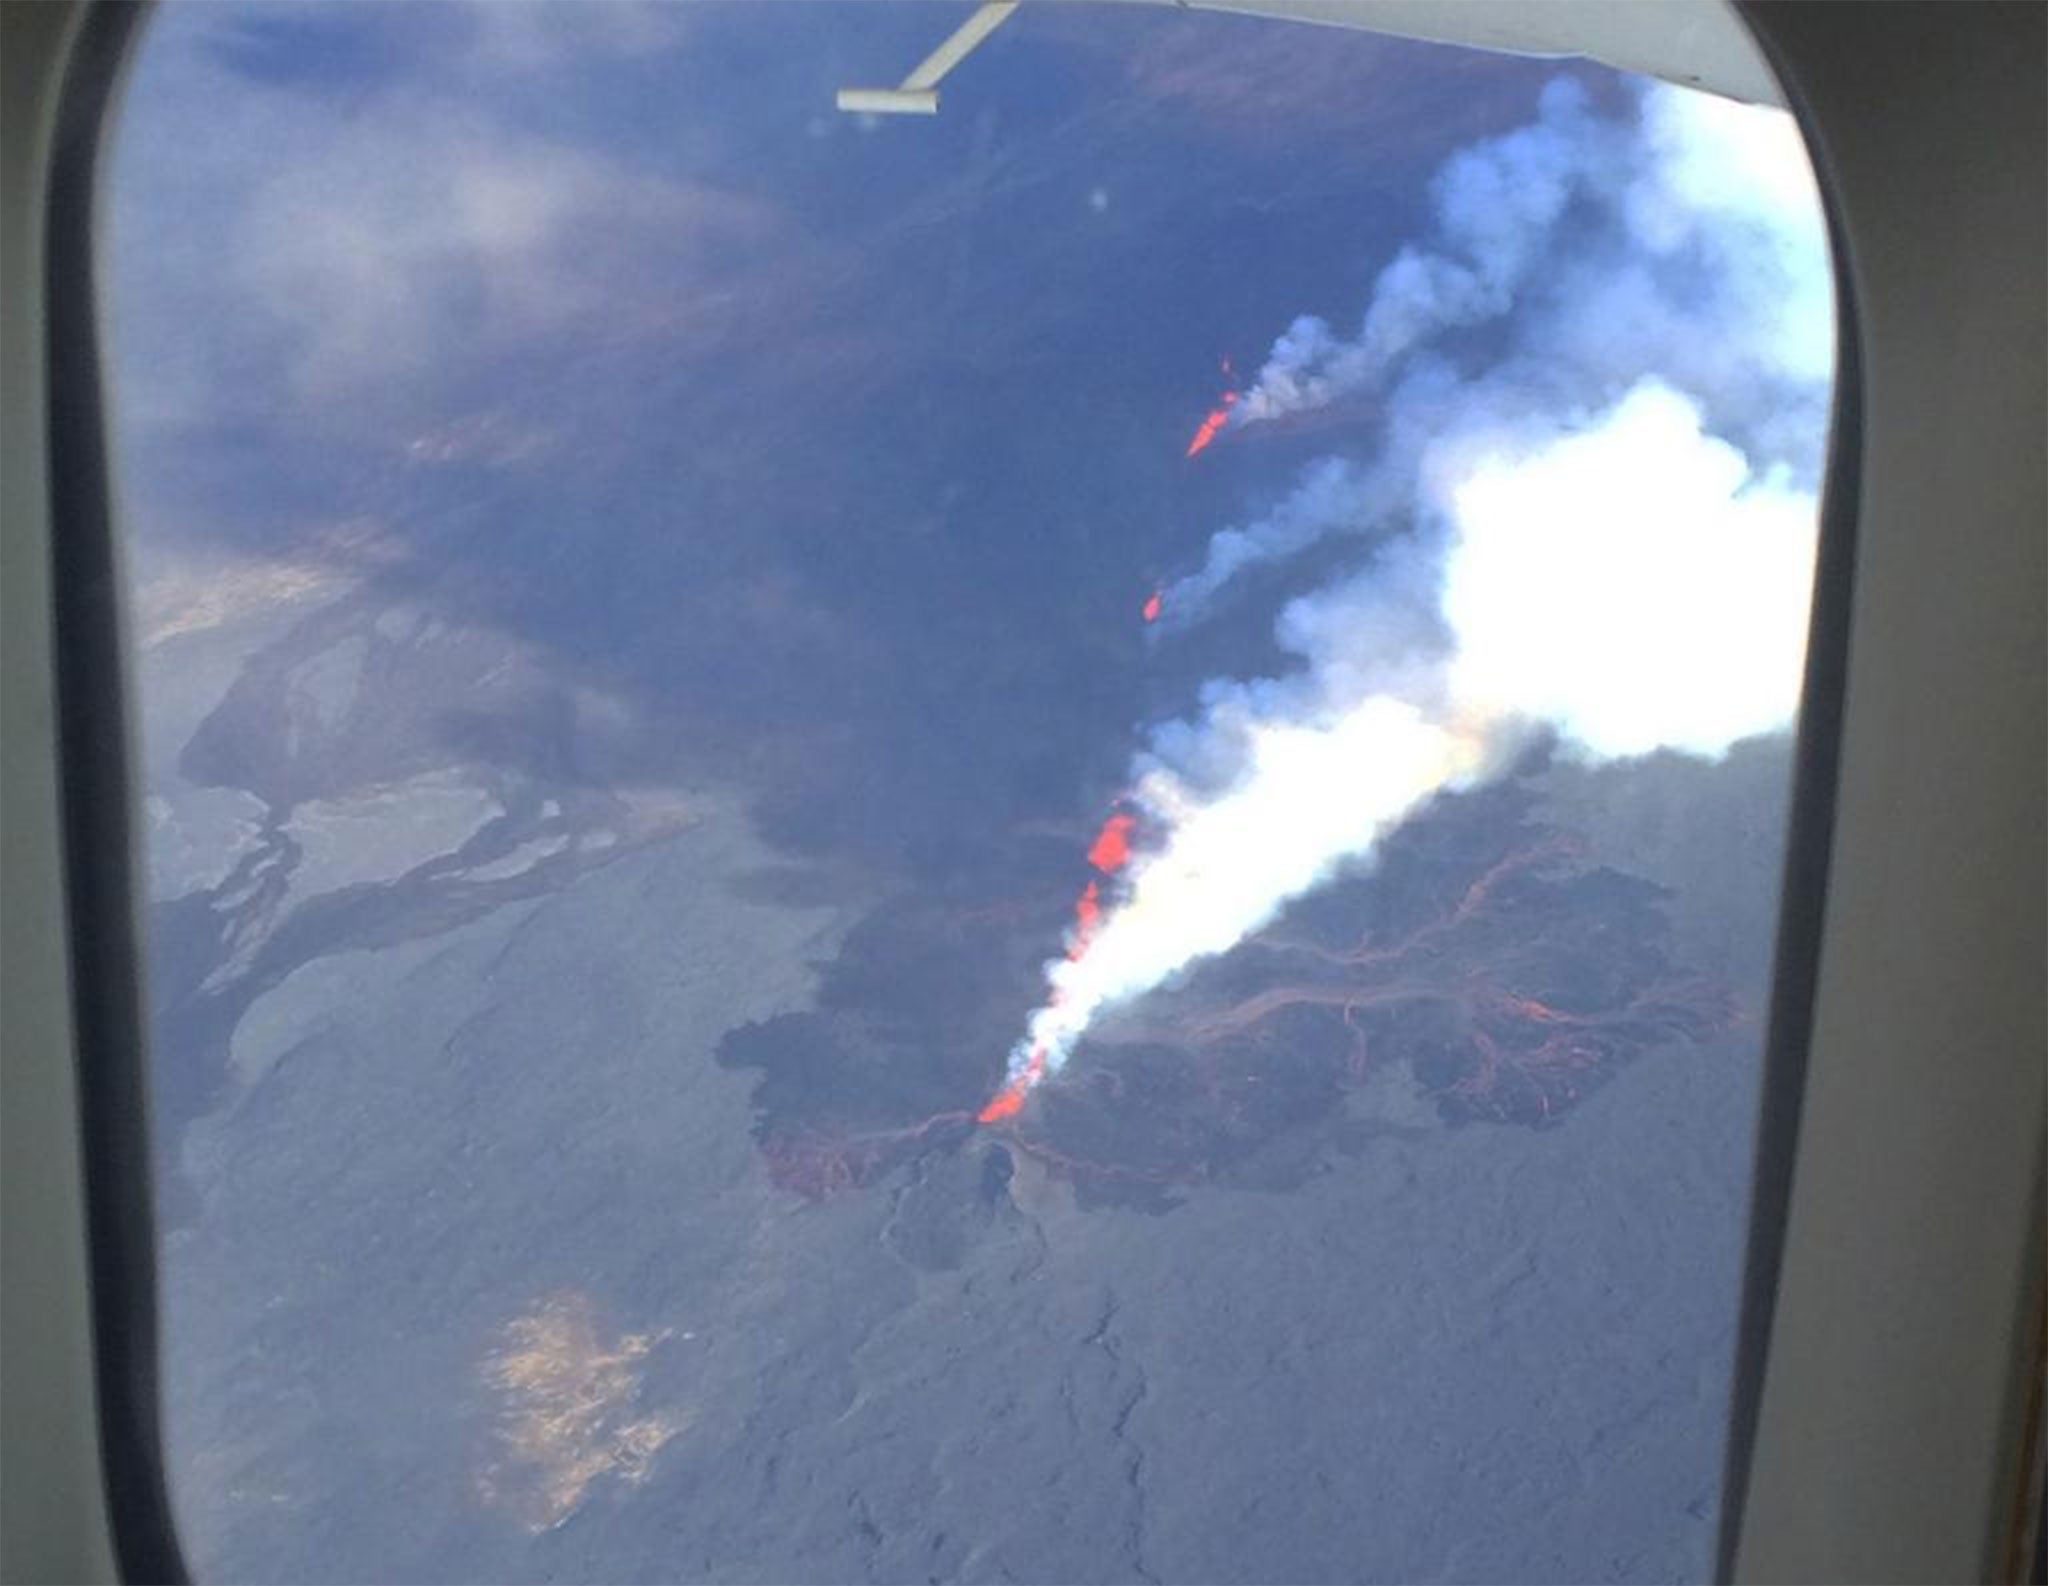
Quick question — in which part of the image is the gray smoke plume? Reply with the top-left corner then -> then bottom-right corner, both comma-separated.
1157,77 -> 1831,629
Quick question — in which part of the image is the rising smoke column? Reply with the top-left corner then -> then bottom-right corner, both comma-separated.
1152,455 -> 1372,624
1157,77 -> 1832,627
985,77 -> 1831,1113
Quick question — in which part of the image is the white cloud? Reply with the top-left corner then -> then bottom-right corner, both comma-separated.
105,5 -> 764,446
456,0 -> 690,73
1439,380 -> 1815,760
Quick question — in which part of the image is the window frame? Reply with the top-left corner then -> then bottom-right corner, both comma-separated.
31,3 -> 190,1583
3,3 -> 2039,1582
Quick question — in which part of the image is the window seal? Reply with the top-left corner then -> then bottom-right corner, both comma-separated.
1709,9 -> 1865,1575
44,3 -> 190,1582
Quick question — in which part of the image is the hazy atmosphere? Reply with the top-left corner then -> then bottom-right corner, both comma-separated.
107,4 -> 1827,1580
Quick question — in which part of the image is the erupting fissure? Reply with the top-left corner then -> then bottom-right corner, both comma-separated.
1086,811 -> 1135,872
978,81 -> 1826,1130
1183,355 -> 1241,460
1183,389 -> 1238,459
978,808 -> 1139,1124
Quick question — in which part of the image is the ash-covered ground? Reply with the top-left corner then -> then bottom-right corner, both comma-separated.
110,6 -> 1803,1581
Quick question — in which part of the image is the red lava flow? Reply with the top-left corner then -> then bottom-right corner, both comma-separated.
1085,812 -> 1135,873
981,362 -> 1231,1125
978,808 -> 1141,1124
1183,391 -> 1237,458
1184,357 -> 1241,459
976,1050 -> 1042,1123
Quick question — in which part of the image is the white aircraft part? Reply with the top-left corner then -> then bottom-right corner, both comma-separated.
835,87 -> 941,115
837,0 -> 1019,115
846,1 -> 1776,117
902,1 -> 1022,91
1142,0 -> 1784,106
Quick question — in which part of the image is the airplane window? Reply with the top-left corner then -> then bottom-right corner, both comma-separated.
101,3 -> 1833,1580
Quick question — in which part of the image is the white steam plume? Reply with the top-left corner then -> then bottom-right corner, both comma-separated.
1005,80 -> 1832,1091
1158,78 -> 1830,626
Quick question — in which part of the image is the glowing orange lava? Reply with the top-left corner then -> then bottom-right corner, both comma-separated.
979,1047 -> 1047,1123
989,360 -> 1236,1126
1183,389 -> 1238,459
984,358 -> 1243,1124
1069,880 -> 1102,958
980,809 -> 1145,1124
1087,812 -> 1136,873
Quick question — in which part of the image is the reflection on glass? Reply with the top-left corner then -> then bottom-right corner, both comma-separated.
106,4 -> 1830,1580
